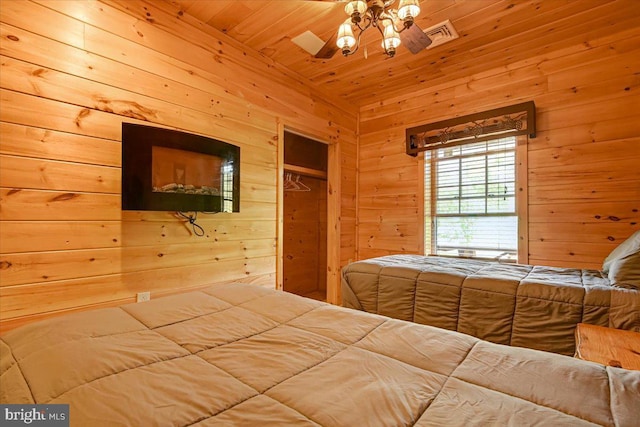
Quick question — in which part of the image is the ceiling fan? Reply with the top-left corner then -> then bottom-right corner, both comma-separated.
312,0 -> 432,59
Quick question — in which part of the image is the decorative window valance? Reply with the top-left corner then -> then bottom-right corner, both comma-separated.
405,101 -> 536,156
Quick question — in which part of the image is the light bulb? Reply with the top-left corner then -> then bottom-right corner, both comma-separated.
336,21 -> 356,50
344,1 -> 366,16
382,23 -> 401,50
398,0 -> 420,20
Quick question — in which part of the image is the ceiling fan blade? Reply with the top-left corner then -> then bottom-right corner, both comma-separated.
314,32 -> 339,59
400,23 -> 432,54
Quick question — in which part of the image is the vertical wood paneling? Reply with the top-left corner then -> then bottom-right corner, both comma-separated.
0,0 -> 357,331
357,23 -> 640,269
326,140 -> 342,304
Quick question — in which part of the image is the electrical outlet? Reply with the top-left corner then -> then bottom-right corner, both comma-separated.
136,292 -> 151,303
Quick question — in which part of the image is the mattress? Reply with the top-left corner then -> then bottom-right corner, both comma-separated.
1,283 -> 639,426
342,255 -> 640,355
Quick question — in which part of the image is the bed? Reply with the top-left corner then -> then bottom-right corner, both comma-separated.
341,254 -> 640,356
1,283 -> 639,426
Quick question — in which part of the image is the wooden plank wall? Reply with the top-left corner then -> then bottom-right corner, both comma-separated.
0,0 -> 357,332
358,21 -> 640,269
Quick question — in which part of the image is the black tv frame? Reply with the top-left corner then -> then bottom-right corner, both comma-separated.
121,123 -> 240,212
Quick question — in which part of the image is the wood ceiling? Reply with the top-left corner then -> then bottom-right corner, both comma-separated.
169,0 -> 640,107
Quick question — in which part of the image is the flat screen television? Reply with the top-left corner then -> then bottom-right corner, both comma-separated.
121,123 -> 240,212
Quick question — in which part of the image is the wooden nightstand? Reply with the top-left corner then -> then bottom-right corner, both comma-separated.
575,323 -> 640,370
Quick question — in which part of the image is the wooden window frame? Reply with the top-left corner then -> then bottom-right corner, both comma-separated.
421,135 -> 528,264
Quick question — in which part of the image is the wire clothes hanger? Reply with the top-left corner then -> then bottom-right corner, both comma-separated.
284,173 -> 311,192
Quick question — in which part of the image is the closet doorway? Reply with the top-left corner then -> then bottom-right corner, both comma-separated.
283,131 -> 328,301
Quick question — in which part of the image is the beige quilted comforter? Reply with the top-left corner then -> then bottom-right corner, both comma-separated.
342,255 -> 640,356
2,283 -> 639,426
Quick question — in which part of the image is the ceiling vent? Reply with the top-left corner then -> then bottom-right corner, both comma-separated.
423,19 -> 459,49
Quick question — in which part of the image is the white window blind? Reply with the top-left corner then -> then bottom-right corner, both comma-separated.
425,136 -> 518,261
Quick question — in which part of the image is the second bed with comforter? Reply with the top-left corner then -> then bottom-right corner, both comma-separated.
341,255 -> 640,355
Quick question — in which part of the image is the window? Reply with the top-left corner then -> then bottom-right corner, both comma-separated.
425,136 -> 521,262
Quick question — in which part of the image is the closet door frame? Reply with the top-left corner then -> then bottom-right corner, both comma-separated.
277,124 -> 340,304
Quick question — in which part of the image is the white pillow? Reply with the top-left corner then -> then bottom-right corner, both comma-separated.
608,249 -> 640,290
602,230 -> 640,273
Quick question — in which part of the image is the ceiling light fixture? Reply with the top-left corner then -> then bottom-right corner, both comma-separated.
336,0 -> 421,57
